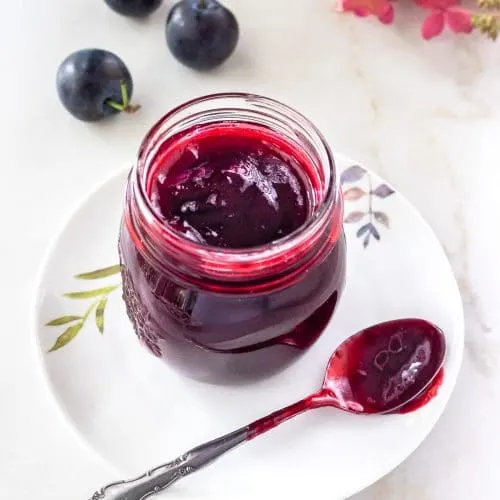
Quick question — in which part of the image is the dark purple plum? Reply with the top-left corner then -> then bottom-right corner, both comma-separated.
104,0 -> 162,17
56,49 -> 138,122
166,0 -> 239,71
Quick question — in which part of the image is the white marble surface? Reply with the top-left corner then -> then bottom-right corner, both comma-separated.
1,0 -> 499,498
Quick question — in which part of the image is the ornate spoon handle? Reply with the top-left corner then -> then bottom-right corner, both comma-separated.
89,427 -> 248,499
89,391 -> 328,499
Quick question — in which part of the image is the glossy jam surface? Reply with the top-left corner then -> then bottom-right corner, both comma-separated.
151,129 -> 308,248
120,122 -> 346,383
397,367 -> 444,414
324,319 -> 446,414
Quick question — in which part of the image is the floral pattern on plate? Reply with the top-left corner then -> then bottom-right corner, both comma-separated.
341,164 -> 395,248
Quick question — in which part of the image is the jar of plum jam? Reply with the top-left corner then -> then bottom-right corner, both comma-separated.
119,93 -> 346,383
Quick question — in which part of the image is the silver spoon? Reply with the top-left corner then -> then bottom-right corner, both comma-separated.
89,318 -> 446,499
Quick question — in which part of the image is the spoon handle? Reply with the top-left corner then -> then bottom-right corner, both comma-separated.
88,427 -> 248,500
88,391 -> 327,499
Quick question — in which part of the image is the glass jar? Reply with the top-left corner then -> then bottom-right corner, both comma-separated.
119,93 -> 346,383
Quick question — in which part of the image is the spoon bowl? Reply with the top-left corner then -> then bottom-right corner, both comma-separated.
321,318 -> 446,414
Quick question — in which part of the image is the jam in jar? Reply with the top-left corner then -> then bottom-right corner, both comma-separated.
119,93 -> 346,383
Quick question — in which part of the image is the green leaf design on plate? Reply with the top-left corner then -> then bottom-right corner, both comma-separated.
48,323 -> 83,352
95,297 -> 107,334
64,285 -> 119,299
47,264 -> 122,354
75,265 -> 122,280
45,315 -> 82,326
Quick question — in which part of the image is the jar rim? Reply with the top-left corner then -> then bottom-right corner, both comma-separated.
131,92 -> 342,282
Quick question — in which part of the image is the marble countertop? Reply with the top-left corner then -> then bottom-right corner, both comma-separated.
2,0 -> 499,498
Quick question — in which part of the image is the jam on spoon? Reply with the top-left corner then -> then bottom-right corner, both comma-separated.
90,318 -> 446,500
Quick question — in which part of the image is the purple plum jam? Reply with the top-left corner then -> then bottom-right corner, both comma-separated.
151,131 -> 308,248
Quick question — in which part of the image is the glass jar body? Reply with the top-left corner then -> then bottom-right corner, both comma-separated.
118,93 -> 346,383
119,223 -> 346,382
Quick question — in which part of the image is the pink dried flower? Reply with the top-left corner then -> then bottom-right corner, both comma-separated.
337,0 -> 500,40
447,8 -> 474,33
379,3 -> 395,23
421,10 -> 446,38
339,0 -> 395,23
417,0 -> 473,39
416,0 -> 456,9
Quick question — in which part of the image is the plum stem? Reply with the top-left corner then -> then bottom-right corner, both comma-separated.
105,81 -> 140,115
198,0 -> 207,8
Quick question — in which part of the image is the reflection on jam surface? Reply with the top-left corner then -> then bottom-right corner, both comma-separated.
396,368 -> 444,414
323,318 -> 446,414
151,127 -> 309,248
119,121 -> 346,383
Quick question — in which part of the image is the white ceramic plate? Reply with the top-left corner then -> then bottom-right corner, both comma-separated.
33,154 -> 463,499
